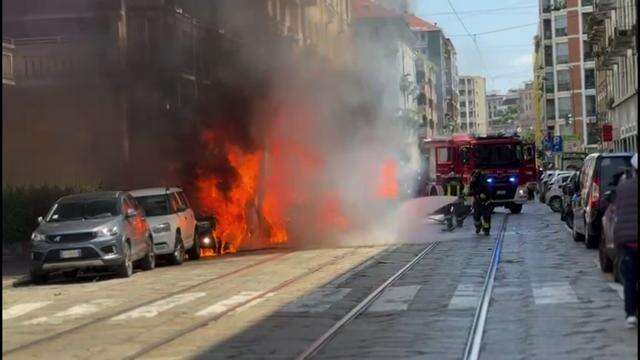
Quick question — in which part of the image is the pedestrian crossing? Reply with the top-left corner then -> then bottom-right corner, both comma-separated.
1,280 -> 623,326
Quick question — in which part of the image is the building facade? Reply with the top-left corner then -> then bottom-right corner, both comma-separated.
538,0 -> 598,153
443,38 -> 460,132
458,75 -> 488,135
587,0 -> 637,152
405,14 -> 440,138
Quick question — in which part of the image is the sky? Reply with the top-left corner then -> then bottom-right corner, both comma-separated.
412,0 -> 539,93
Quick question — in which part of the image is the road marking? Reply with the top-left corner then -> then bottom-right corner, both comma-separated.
23,299 -> 121,325
366,285 -> 421,312
112,292 -> 206,320
608,282 -> 624,300
280,288 -> 352,313
448,284 -> 482,309
532,282 -> 579,305
230,293 -> 276,315
3,302 -> 52,320
196,291 -> 261,316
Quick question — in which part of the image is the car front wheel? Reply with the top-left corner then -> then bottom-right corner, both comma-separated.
30,270 -> 49,285
139,236 -> 155,271
116,242 -> 133,278
169,234 -> 184,265
549,197 -> 562,213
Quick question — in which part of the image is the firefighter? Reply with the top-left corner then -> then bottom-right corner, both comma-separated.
468,169 -> 492,235
442,168 -> 465,231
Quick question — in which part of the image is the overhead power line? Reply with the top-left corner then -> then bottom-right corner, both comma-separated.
445,0 -> 489,78
448,22 -> 538,37
425,4 -> 538,16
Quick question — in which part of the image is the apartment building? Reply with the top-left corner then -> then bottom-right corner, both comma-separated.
405,14 -> 440,137
458,76 -> 488,135
587,0 -> 637,152
539,0 -> 598,152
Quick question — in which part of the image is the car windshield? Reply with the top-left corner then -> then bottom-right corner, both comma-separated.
600,157 -> 632,191
474,144 -> 523,168
46,199 -> 120,222
135,195 -> 171,216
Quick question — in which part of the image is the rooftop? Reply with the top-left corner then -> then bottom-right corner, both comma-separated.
352,0 -> 401,19
404,13 -> 439,31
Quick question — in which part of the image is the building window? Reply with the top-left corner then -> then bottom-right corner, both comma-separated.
544,45 -> 553,66
542,0 -> 552,13
543,19 -> 552,40
546,98 -> 555,120
558,96 -> 571,120
585,95 -> 596,116
556,42 -> 569,64
582,0 -> 593,6
555,15 -> 567,37
582,13 -> 592,34
557,69 -> 570,91
583,40 -> 594,61
584,68 -> 595,89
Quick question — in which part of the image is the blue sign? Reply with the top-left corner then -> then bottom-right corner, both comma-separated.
552,136 -> 563,153
542,136 -> 552,151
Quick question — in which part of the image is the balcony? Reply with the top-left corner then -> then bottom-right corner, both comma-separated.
609,27 -> 634,55
596,0 -> 616,12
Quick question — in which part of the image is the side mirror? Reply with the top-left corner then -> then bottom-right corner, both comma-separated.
37,216 -> 44,224
603,190 -> 614,203
126,209 -> 137,218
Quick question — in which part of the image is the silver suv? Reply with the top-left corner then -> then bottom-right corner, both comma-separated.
29,191 -> 155,284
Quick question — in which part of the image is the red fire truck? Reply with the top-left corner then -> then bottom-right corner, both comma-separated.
420,134 -> 537,214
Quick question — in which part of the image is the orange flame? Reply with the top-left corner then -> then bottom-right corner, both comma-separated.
376,159 -> 398,199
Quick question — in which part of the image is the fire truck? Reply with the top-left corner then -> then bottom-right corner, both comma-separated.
420,134 -> 537,214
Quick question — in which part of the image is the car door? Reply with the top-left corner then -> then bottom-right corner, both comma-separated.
127,195 -> 148,258
177,191 -> 196,247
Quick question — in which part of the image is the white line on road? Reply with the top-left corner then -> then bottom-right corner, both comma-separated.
3,302 -> 52,320
608,282 -> 624,300
448,284 -> 482,309
23,299 -> 122,325
532,282 -> 579,305
366,285 -> 421,313
196,291 -> 261,316
112,292 -> 206,320
230,293 -> 276,315
280,288 -> 352,313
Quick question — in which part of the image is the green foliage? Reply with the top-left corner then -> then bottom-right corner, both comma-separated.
496,106 -> 519,125
2,184 -> 103,246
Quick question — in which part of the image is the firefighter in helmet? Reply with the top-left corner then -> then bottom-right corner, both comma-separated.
442,167 -> 466,231
468,169 -> 492,235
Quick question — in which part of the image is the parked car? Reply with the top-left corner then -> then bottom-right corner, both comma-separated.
560,172 -> 579,225
572,153 -> 633,249
545,171 -> 576,212
539,170 -> 571,203
130,187 -> 199,264
29,191 -> 155,284
598,170 -> 631,282
538,171 -> 555,202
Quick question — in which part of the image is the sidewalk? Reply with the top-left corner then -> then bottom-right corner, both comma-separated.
2,250 -> 30,288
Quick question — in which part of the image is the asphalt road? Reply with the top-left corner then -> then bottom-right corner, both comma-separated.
2,200 -> 636,359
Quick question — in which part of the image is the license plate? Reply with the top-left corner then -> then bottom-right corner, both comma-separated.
496,190 -> 506,195
60,249 -> 81,259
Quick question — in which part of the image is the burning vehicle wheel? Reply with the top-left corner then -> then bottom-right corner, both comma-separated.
116,242 -> 133,278
169,235 -> 185,265
187,231 -> 200,260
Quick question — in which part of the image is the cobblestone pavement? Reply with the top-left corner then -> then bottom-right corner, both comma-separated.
2,200 -> 636,359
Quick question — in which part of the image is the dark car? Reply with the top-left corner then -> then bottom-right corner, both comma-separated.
560,172 -> 579,225
598,170 -> 631,282
571,153 -> 633,249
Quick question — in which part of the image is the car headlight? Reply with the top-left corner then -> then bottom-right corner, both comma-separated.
518,189 -> 526,196
152,222 -> 171,234
99,226 -> 119,237
31,231 -> 46,242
